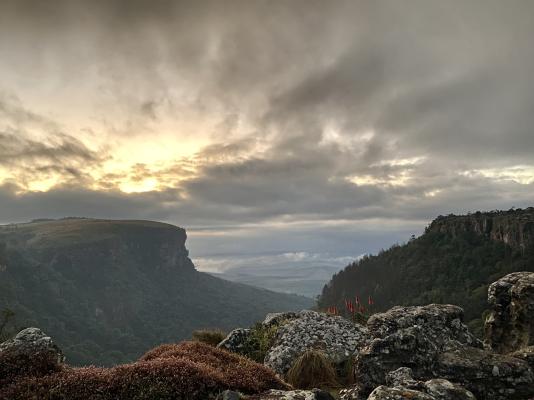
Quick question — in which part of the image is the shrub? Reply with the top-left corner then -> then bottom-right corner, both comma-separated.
1,341 -> 289,400
286,349 -> 338,390
0,350 -> 62,387
191,329 -> 226,346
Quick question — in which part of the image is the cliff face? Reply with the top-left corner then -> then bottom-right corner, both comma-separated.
0,219 -> 194,273
427,208 -> 534,252
0,218 -> 312,366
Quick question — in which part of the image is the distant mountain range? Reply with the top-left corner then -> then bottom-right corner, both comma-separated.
318,208 -> 534,335
0,218 -> 312,366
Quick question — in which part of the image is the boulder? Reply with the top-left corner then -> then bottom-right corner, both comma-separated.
366,304 -> 481,349
353,305 -> 480,394
264,310 -> 369,376
245,389 -> 335,400
366,380 -> 475,400
343,368 -> 475,400
484,271 -> 534,353
435,345 -> 534,400
367,386 -> 435,400
511,344 -> 534,369
0,327 -> 64,384
217,328 -> 251,353
263,312 -> 300,327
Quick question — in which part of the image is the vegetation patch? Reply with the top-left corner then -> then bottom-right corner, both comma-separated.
238,319 -> 290,363
1,341 -> 289,400
286,349 -> 338,390
191,329 -> 227,346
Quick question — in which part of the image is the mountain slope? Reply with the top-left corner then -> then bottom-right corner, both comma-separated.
0,218 -> 312,366
318,208 -> 534,334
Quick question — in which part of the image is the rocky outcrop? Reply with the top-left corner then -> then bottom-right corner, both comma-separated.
427,208 -> 534,252
342,367 -> 475,400
263,312 -> 300,327
484,271 -> 534,353
218,328 -> 252,353
264,310 -> 369,376
220,389 -> 335,400
0,327 -> 64,364
435,345 -> 533,399
353,305 -> 480,394
0,327 -> 65,385
348,303 -> 534,400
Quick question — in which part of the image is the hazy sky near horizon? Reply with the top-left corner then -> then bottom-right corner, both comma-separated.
1,0 -> 533,270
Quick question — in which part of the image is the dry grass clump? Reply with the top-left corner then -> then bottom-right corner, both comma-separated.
286,349 -> 338,390
1,341 -> 289,400
191,329 -> 227,346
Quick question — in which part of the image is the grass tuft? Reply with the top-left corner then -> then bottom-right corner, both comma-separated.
191,329 -> 227,346
286,349 -> 338,390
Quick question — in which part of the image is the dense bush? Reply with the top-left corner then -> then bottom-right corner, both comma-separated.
0,351 -> 61,387
191,329 -> 227,346
0,341 -> 289,400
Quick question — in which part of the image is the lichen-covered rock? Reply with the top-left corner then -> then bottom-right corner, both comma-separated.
366,379 -> 476,400
385,367 -> 420,387
484,271 -> 534,353
353,305 -> 480,394
422,379 -> 476,400
264,310 -> 369,376
367,386 -> 435,400
218,328 -> 251,353
435,345 -> 534,400
0,327 -> 65,385
0,327 -> 65,363
366,304 -> 481,349
511,345 -> 534,369
244,389 -> 335,400
263,312 -> 300,327
344,368 -> 475,400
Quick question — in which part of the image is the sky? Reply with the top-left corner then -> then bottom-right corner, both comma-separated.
1,0 -> 533,273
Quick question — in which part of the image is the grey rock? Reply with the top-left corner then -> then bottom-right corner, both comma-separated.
354,305 -> 480,395
244,389 -> 335,400
510,344 -> 534,369
435,345 -> 534,400
367,386 -> 435,400
217,328 -> 251,353
385,367 -> 420,388
218,390 -> 244,400
366,304 -> 481,349
264,310 -> 369,376
342,367 -> 475,400
366,379 -> 476,400
263,312 -> 300,327
484,271 -> 534,353
0,327 -> 64,364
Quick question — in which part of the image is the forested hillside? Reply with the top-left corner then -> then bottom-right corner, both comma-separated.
318,208 -> 534,334
0,218 -> 312,366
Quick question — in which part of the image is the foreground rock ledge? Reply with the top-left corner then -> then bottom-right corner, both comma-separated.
484,271 -> 534,353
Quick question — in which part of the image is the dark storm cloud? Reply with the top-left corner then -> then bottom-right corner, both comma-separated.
0,0 -> 533,260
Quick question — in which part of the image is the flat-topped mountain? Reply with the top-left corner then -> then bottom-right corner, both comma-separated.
318,208 -> 534,334
0,218 -> 312,366
427,208 -> 534,251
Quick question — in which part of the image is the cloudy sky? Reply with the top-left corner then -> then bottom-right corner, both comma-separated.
1,0 -> 533,273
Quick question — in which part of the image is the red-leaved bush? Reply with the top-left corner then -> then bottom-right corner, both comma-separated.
0,341 -> 288,400
0,350 -> 62,387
